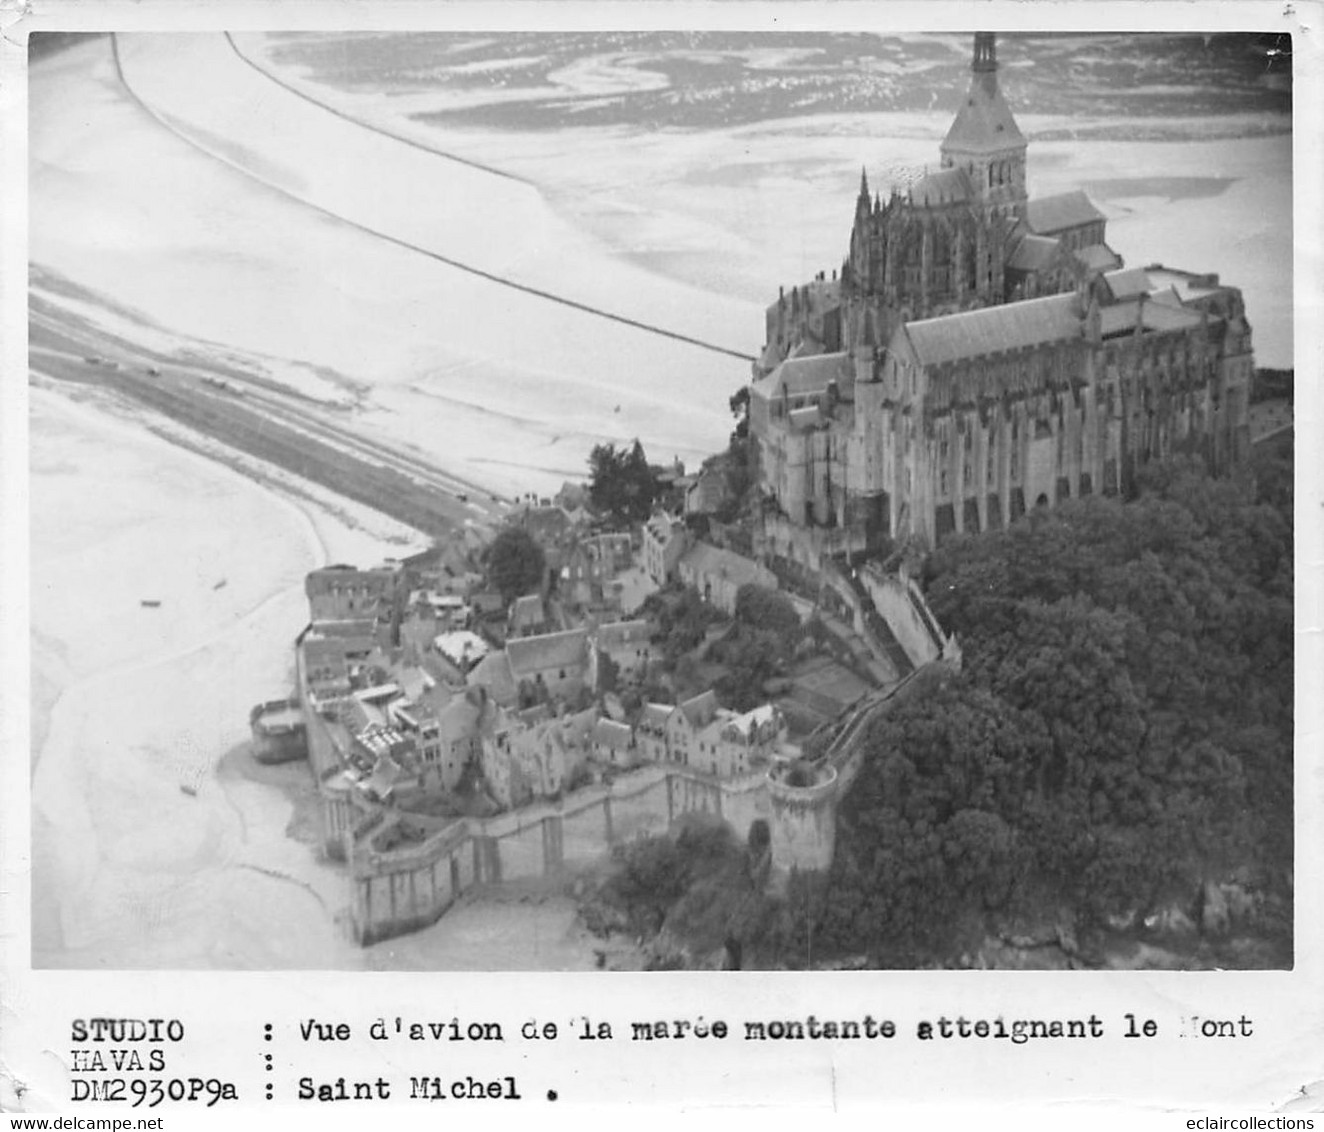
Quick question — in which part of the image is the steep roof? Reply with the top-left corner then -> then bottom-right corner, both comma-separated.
1102,267 -> 1152,302
1075,243 -> 1123,273
724,703 -> 780,741
434,630 -> 489,668
507,628 -> 589,677
1007,233 -> 1062,273
678,543 -> 774,592
904,293 -> 1080,368
1025,191 -> 1105,236
508,593 -> 546,631
751,352 -> 852,402
941,69 -> 1026,156
909,167 -> 973,208
436,692 -> 484,743
595,619 -> 650,650
466,649 -> 516,703
639,702 -> 674,730
678,690 -> 720,730
1098,297 -> 1205,338
592,718 -> 634,750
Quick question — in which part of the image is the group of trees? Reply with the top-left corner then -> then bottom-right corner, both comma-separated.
711,585 -> 804,711
588,440 -> 659,527
484,525 -> 546,604
795,456 -> 1293,965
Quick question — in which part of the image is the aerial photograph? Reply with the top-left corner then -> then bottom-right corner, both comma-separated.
28,29 -> 1293,972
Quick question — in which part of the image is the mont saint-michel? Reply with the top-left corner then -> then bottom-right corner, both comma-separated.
29,31 -> 1293,971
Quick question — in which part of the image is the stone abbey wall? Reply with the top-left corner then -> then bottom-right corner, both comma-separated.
331,758 -> 826,946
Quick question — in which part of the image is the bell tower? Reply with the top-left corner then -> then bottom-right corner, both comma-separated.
940,32 -> 1028,220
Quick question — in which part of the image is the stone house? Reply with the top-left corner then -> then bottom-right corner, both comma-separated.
642,512 -> 688,586
507,593 -> 549,638
676,543 -> 778,616
663,690 -> 720,768
590,718 -> 637,768
696,703 -> 787,779
593,618 -> 653,684
635,702 -> 673,764
467,627 -> 596,709
305,563 -> 403,625
562,531 -> 634,609
480,706 -> 596,808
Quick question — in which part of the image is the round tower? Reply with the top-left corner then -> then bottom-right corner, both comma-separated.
766,761 -> 838,879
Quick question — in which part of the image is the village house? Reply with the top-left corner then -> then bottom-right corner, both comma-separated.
398,612 -> 439,666
590,717 -> 638,768
642,511 -> 688,586
629,695 -> 788,777
388,687 -> 449,770
664,690 -> 721,767
466,626 -> 596,708
592,618 -> 653,684
684,463 -> 730,517
677,543 -> 779,615
562,530 -> 634,609
432,629 -> 489,675
413,589 -> 469,630
635,702 -> 674,765
507,593 -> 549,638
305,563 -> 403,625
479,706 -> 596,808
697,703 -> 787,778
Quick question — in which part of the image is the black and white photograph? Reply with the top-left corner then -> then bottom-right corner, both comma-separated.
22,20 -> 1297,976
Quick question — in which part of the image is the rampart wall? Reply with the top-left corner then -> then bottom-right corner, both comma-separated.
858,566 -> 946,670
333,759 -> 791,946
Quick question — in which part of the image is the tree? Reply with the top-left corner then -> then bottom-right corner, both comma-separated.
811,458 -> 1292,964
485,526 -> 546,604
588,439 -> 658,526
733,585 -> 801,649
729,386 -> 751,442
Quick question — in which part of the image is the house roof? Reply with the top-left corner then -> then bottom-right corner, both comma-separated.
595,619 -> 650,650
436,693 -> 484,742
467,649 -> 516,703
726,703 -> 780,740
434,630 -> 489,668
678,543 -> 774,592
303,637 -> 353,668
752,352 -> 852,402
909,167 -> 973,208
592,718 -> 635,749
1025,191 -> 1105,236
942,67 -> 1026,156
1006,233 -> 1062,273
1103,267 -> 1152,303
678,690 -> 720,730
508,594 -> 546,630
1098,296 -> 1205,338
305,565 -> 397,599
507,628 -> 589,677
640,703 -> 673,730
903,293 -> 1080,369
644,511 -> 686,544
1075,243 -> 1122,273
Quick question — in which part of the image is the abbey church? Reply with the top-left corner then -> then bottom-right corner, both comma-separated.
750,34 -> 1254,554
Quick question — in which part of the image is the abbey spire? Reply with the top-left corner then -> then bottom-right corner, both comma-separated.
940,32 -> 1028,218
